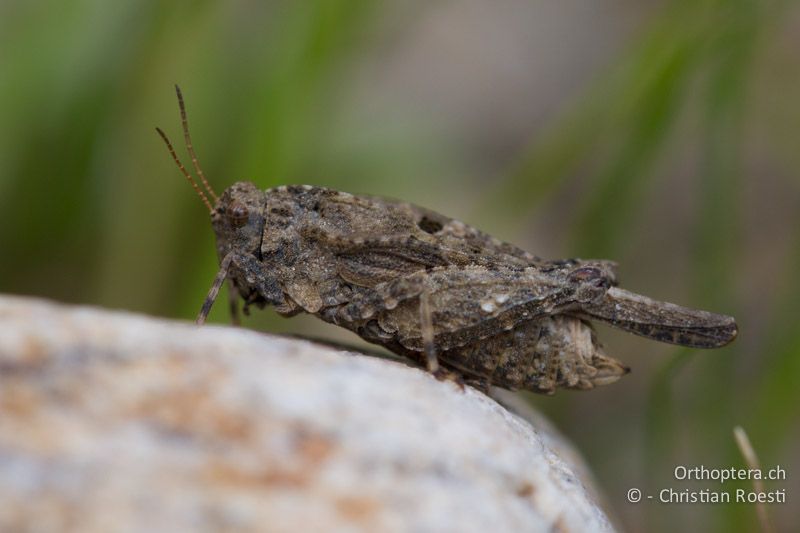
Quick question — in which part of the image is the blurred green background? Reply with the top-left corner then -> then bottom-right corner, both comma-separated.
1,0 -> 798,531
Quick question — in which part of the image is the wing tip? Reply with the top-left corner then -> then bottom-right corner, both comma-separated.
710,318 -> 738,348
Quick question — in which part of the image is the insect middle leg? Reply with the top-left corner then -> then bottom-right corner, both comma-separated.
227,279 -> 241,326
197,252 -> 285,324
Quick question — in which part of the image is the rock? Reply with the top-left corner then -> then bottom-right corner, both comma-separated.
0,295 -> 615,532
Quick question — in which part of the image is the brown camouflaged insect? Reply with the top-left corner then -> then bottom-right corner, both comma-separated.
156,86 -> 737,394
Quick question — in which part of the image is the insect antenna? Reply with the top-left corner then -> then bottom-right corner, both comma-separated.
155,126 -> 214,213
174,84 -> 219,203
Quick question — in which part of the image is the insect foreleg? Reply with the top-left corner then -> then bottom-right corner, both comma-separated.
197,252 -> 234,324
197,252 -> 286,324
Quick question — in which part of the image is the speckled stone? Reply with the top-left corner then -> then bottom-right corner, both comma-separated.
0,295 -> 615,533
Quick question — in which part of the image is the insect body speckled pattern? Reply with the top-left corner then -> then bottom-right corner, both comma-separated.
157,87 -> 738,394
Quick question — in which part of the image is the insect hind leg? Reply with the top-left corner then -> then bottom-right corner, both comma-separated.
417,287 -> 468,389
418,289 -> 439,373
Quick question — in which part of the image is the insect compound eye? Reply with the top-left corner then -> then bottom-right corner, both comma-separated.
229,201 -> 250,227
